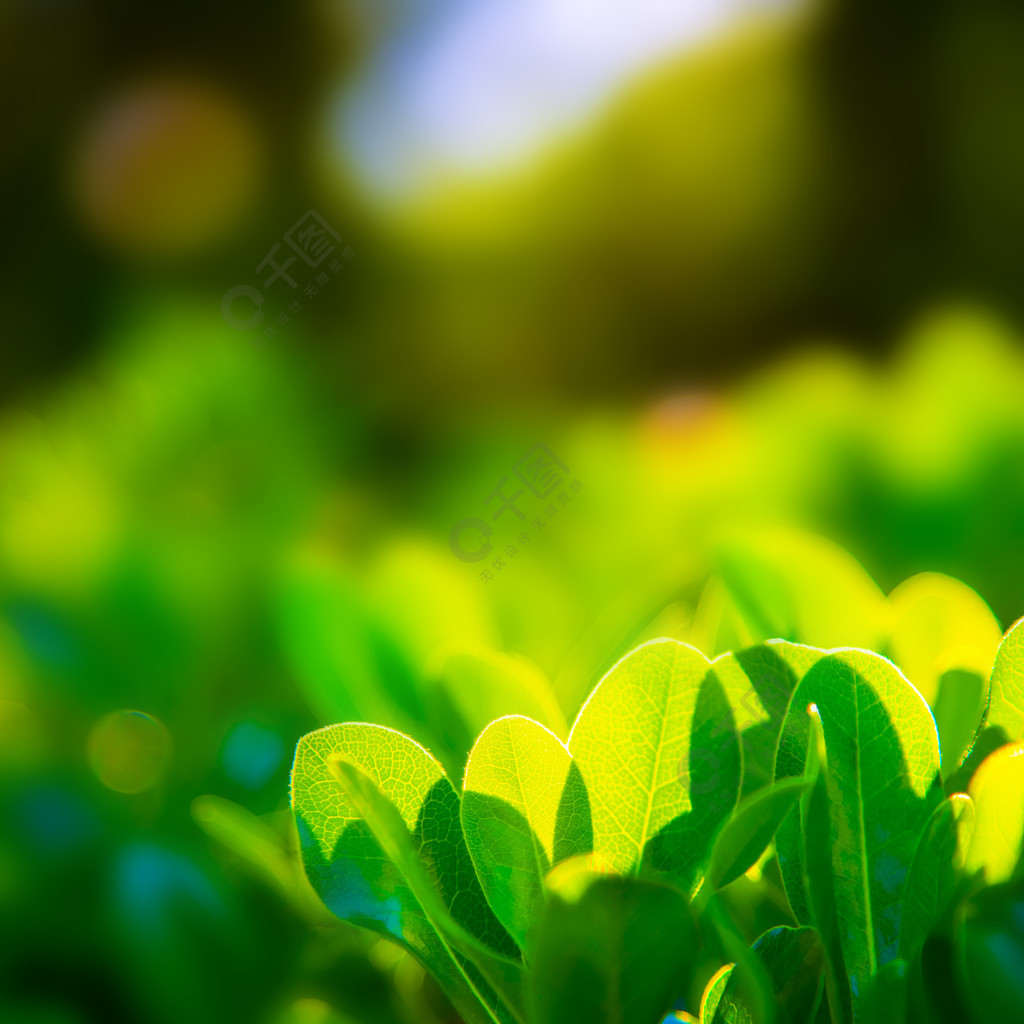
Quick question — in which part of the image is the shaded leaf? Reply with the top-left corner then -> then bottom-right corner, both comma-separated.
569,639 -> 740,893
775,650 -> 940,1015
712,926 -> 824,1024
711,641 -> 823,797
462,715 -> 591,949
291,724 -> 519,1024
706,777 -> 810,892
529,869 -> 697,1024
931,669 -> 987,781
898,794 -> 974,960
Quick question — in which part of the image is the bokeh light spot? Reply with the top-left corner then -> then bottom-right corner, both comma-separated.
71,78 -> 264,258
88,710 -> 172,794
220,720 -> 285,790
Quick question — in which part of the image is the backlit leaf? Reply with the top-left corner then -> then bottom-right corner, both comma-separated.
568,639 -> 740,893
462,715 -> 591,949
964,742 -> 1024,885
774,649 -> 941,1013
887,572 -> 1001,706
988,617 -> 1024,742
291,724 -> 519,1024
898,793 -> 974,961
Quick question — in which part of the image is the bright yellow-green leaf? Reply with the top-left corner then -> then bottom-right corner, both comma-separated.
887,572 -> 1001,706
529,870 -> 697,1024
462,715 -> 591,949
710,641 -> 822,796
291,724 -> 519,1024
568,639 -> 740,892
329,759 -> 526,1023
988,617 -> 1024,742
775,650 -> 941,1010
706,777 -> 810,892
964,742 -> 1024,885
898,793 -> 974,960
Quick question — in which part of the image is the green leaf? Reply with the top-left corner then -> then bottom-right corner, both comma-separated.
528,869 -> 697,1024
775,650 -> 941,1014
192,795 -> 311,917
931,668 -> 988,781
712,926 -> 824,1024
898,793 -> 975,961
429,646 -> 568,775
988,617 -> 1024,742
887,572 -> 1002,707
329,758 -> 526,1023
964,742 -> 1024,885
706,777 -> 810,892
713,529 -> 889,652
700,964 -> 735,1023
710,641 -> 823,797
462,715 -> 591,950
791,709 -> 849,1024
291,724 -> 519,1024
568,639 -> 740,893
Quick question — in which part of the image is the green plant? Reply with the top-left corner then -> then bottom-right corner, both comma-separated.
290,604 -> 1024,1024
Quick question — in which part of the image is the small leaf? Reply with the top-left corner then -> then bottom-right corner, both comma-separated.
712,926 -> 824,1024
710,641 -> 823,797
964,742 -> 1024,885
700,964 -> 734,1023
462,715 -> 591,949
529,870 -> 697,1024
291,724 -> 519,1024
775,650 -> 940,1015
569,639 -> 740,893
898,793 -> 975,960
329,758 -> 526,1022
931,668 -> 988,781
988,617 -> 1024,742
706,777 -> 810,892
887,572 -> 1002,707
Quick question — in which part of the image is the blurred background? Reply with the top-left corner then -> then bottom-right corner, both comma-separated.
3,0 -> 1024,1019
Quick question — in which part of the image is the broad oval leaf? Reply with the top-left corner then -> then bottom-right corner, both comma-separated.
774,649 -> 941,1007
568,639 -> 740,892
887,572 -> 1002,707
528,870 -> 697,1024
988,617 -> 1024,742
462,715 -> 591,949
898,793 -> 974,961
291,723 -> 519,1024
706,777 -> 810,892
964,742 -> 1024,885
